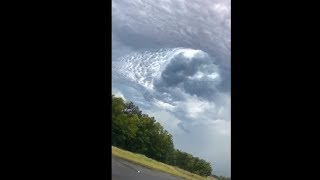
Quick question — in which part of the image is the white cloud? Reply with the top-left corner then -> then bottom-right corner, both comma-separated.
153,99 -> 177,111
208,72 -> 220,80
212,4 -> 229,15
112,88 -> 126,100
188,71 -> 204,80
182,95 -> 216,119
142,107 -> 183,136
181,49 -> 202,59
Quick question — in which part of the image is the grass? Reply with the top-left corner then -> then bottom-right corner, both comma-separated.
112,146 -> 216,180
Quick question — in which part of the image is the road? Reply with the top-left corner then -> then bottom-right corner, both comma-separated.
112,156 -> 184,180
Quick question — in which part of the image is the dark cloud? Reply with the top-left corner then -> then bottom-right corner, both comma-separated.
154,51 -> 222,101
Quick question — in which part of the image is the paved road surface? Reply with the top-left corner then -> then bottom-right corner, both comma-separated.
112,156 -> 183,180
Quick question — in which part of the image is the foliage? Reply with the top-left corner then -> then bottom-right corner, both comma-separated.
212,174 -> 231,180
112,95 -> 213,177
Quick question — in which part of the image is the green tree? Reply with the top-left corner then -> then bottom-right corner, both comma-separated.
112,95 -> 212,177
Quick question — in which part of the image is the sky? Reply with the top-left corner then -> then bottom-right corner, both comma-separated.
112,0 -> 230,176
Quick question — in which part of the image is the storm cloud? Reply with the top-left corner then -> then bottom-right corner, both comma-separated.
154,50 -> 222,101
112,0 -> 230,176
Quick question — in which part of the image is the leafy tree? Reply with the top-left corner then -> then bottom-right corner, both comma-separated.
124,101 -> 142,117
112,95 -> 213,177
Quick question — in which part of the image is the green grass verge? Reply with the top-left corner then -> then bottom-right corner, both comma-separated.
112,146 -> 216,180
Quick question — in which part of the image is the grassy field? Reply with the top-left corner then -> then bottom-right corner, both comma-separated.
112,146 -> 216,180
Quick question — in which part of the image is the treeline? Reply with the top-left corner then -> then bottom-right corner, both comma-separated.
112,95 -> 212,177
212,175 -> 231,180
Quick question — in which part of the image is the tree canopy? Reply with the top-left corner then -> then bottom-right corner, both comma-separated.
112,95 -> 213,177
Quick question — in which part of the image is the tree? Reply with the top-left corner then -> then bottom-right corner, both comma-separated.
124,101 -> 142,116
112,95 -> 212,177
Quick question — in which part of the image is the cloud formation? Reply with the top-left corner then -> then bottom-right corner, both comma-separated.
112,0 -> 230,176
154,50 -> 221,101
112,0 -> 230,67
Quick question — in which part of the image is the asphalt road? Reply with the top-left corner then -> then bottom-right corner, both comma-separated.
112,156 -> 184,180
